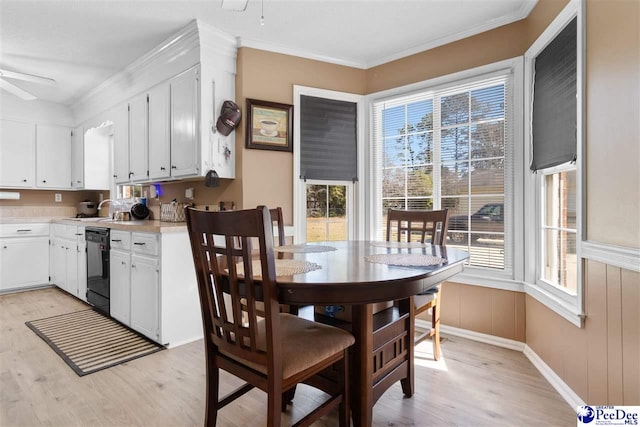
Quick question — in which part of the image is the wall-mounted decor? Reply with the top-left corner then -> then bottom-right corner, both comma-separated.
245,98 -> 293,152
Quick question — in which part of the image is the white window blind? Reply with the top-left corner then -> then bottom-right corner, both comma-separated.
372,72 -> 514,271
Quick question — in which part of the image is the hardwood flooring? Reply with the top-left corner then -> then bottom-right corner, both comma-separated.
0,288 -> 576,426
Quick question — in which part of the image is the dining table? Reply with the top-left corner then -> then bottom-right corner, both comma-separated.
272,240 -> 469,427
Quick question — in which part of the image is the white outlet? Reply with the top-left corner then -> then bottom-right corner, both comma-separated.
54,193 -> 62,202
185,188 -> 194,199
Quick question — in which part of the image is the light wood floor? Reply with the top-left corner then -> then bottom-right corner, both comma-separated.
0,288 -> 576,426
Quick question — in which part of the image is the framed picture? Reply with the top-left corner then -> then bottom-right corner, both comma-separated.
245,98 -> 293,152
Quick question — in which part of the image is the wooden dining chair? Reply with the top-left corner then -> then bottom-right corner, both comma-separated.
269,207 -> 286,247
185,206 -> 354,427
386,208 -> 449,360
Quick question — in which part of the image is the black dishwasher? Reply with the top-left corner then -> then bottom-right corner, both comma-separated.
86,227 -> 110,314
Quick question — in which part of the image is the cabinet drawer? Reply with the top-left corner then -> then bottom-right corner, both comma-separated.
131,233 -> 158,256
110,230 -> 131,250
0,223 -> 49,238
50,223 -> 66,238
65,225 -> 85,241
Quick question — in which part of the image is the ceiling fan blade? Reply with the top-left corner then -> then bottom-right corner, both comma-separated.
0,69 -> 56,86
0,79 -> 37,100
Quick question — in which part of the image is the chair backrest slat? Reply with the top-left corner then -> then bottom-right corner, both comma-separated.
386,209 -> 450,245
186,206 -> 280,368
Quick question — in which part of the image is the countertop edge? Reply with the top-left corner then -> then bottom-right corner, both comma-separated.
0,217 -> 187,234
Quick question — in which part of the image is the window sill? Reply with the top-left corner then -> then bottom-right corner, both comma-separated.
523,282 -> 584,327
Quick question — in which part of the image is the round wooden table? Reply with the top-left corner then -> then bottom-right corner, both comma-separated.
274,241 -> 469,427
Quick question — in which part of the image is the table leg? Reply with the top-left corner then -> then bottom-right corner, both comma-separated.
399,296 -> 415,397
351,303 -> 373,427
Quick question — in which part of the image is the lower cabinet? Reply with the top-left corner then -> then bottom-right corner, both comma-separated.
50,224 -> 87,301
110,249 -> 131,325
108,229 -> 200,346
130,254 -> 159,340
110,231 -> 160,342
0,224 -> 50,291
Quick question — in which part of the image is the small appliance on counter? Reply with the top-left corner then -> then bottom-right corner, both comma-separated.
77,200 -> 98,218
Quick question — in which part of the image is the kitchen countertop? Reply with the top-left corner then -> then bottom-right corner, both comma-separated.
1,217 -> 187,234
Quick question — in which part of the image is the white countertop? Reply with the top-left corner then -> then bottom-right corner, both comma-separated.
0,217 -> 187,234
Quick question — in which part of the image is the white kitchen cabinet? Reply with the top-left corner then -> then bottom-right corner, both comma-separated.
50,224 -> 87,300
0,224 -> 50,291
71,125 -> 84,188
113,103 -> 130,184
36,124 -> 71,189
170,66 -> 200,178
130,254 -> 160,341
148,82 -> 171,181
110,249 -> 131,325
0,119 -> 36,188
129,94 -> 148,182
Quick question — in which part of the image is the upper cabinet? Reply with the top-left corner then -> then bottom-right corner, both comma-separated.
0,119 -> 35,187
170,67 -> 200,178
148,81 -> 171,181
129,94 -> 148,182
36,124 -> 71,189
113,103 -> 130,184
71,125 -> 84,188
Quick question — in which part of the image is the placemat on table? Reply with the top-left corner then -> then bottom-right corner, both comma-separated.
364,253 -> 447,267
233,259 -> 321,277
274,244 -> 337,253
369,241 -> 428,248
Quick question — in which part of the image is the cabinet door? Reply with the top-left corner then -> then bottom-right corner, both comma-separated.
1,237 -> 49,290
148,82 -> 171,180
110,250 -> 131,326
51,239 -> 67,291
113,103 -> 130,184
170,67 -> 199,178
65,242 -> 78,296
0,119 -> 35,187
36,124 -> 71,188
129,94 -> 148,182
130,254 -> 159,341
70,125 -> 84,188
77,242 -> 87,302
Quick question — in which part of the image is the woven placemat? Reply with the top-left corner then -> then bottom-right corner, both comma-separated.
369,241 -> 428,248
364,253 -> 447,267
234,259 -> 322,277
274,244 -> 337,254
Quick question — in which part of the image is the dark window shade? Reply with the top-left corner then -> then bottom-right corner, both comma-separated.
531,17 -> 577,171
300,95 -> 357,181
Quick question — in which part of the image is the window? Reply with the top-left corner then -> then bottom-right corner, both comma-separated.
525,0 -> 583,326
293,86 -> 365,243
371,71 -> 515,272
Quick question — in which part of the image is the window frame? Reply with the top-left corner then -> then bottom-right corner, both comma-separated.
366,57 -> 524,290
524,0 -> 585,327
293,86 -> 365,243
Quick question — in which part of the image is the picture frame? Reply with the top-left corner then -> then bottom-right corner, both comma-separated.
245,98 -> 293,152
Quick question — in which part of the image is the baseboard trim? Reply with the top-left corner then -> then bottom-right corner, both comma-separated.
430,322 -> 583,412
523,345 -> 584,410
437,323 -> 526,352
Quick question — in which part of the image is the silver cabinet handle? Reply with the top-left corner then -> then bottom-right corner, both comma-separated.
17,229 -> 32,232
133,242 -> 146,245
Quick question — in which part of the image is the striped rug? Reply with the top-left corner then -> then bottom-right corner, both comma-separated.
26,309 -> 164,376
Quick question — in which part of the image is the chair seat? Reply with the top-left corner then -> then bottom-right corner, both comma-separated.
221,313 -> 355,380
414,292 -> 437,308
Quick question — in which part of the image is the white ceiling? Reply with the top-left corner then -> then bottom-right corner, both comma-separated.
0,0 -> 536,106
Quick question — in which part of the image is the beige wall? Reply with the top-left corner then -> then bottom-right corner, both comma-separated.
234,48 -> 365,224
585,0 -> 640,248
0,189 -> 104,218
527,261 -> 640,405
439,282 -> 526,342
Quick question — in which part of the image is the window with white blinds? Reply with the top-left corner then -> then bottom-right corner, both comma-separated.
371,72 -> 514,271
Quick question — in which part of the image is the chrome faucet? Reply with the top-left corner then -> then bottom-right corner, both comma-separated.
97,199 -> 113,210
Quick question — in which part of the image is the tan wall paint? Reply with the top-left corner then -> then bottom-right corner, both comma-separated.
439,282 -> 526,342
365,0 -> 569,94
585,0 -> 640,248
235,48 -> 365,224
527,260 -> 640,405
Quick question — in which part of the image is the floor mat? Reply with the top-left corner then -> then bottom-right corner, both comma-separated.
26,309 -> 164,376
